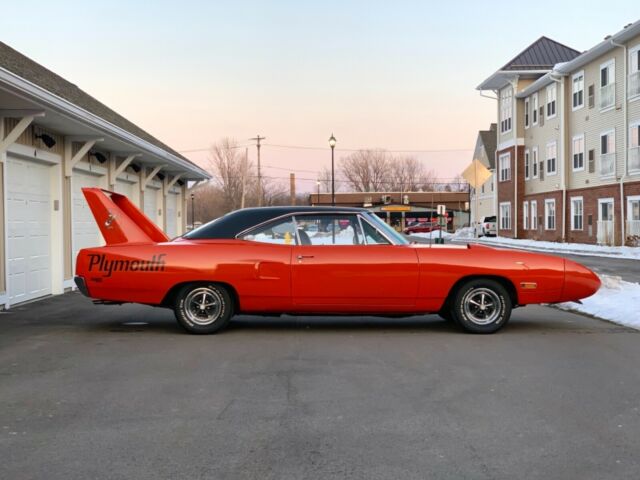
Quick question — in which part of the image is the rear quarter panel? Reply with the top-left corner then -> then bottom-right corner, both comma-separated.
76,239 -> 292,310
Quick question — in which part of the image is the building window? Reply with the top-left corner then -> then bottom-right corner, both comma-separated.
524,97 -> 530,128
532,147 -> 538,178
524,149 -> 530,180
630,122 -> 640,173
531,201 -> 538,230
571,197 -> 583,231
546,141 -> 557,176
600,129 -> 616,177
546,83 -> 557,118
500,87 -> 513,134
500,202 -> 511,230
545,199 -> 556,230
499,153 -> 511,182
600,59 -> 615,110
523,201 -> 529,230
572,71 -> 584,110
532,93 -> 538,125
572,134 -> 585,171
630,45 -> 640,99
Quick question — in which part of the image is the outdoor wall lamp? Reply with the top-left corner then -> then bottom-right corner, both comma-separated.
35,133 -> 56,148
130,163 -> 141,173
89,151 -> 107,163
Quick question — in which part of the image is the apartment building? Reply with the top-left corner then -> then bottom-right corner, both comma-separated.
478,20 -> 640,246
469,123 -> 497,227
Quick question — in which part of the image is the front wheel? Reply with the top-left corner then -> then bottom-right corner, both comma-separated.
451,279 -> 511,334
174,283 -> 233,334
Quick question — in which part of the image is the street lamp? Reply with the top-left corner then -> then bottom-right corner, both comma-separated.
328,133 -> 336,206
190,193 -> 195,229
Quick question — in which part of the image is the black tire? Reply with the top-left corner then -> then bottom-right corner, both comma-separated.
173,283 -> 233,334
451,279 -> 511,334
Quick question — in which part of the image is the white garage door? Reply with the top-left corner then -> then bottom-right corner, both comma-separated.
165,192 -> 178,238
144,187 -> 159,226
115,179 -> 134,200
72,172 -> 103,270
6,157 -> 52,304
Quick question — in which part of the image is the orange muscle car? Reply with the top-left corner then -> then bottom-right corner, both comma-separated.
75,188 -> 600,334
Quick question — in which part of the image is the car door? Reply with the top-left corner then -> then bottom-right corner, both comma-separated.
291,213 -> 419,311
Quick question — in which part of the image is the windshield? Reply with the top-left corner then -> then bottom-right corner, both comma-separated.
363,213 -> 409,245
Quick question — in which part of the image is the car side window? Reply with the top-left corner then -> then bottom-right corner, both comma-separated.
360,219 -> 391,245
295,214 -> 364,245
240,217 -> 298,245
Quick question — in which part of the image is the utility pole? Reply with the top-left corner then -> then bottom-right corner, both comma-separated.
249,135 -> 266,206
290,173 -> 296,206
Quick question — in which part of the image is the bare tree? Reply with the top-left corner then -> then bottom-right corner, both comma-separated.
444,174 -> 468,192
318,166 -> 332,193
340,150 -> 391,192
208,138 -> 254,212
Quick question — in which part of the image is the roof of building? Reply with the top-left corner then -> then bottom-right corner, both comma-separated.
478,36 -> 581,90
500,36 -> 581,71
0,41 -> 204,175
478,124 -> 497,169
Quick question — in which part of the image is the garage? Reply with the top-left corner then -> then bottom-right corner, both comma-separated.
115,179 -> 135,200
6,156 -> 52,304
144,186 -> 159,226
72,171 -> 103,270
165,190 -> 179,238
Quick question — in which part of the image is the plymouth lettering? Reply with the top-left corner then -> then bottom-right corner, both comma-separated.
87,254 -> 167,277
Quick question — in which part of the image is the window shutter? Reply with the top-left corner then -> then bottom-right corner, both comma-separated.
588,149 -> 595,173
539,106 -> 544,126
539,162 -> 544,180
588,85 -> 595,108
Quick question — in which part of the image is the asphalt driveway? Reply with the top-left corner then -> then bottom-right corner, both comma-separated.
1,293 -> 639,479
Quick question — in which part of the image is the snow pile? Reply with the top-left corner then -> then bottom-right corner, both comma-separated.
453,227 -> 475,239
410,230 -> 454,240
467,236 -> 640,260
556,275 -> 640,330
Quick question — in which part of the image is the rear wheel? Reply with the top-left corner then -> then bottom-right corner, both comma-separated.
174,283 -> 233,334
451,279 -> 511,334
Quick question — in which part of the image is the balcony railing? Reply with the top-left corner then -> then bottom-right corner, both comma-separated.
627,220 -> 640,237
629,72 -> 640,99
597,220 -> 615,246
600,83 -> 615,110
630,146 -> 640,173
599,153 -> 616,177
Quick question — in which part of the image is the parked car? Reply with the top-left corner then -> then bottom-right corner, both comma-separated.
404,221 -> 441,234
75,188 -> 600,335
477,216 -> 497,237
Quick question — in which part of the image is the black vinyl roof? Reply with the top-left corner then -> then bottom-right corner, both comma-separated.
184,206 -> 367,239
500,36 -> 581,71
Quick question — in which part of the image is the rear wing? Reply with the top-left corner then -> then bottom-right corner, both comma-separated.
82,188 -> 169,245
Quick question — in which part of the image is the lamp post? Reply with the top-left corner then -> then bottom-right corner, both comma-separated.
328,133 -> 336,206
190,193 -> 195,229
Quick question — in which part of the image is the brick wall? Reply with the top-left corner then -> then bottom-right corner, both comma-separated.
521,190 -> 563,242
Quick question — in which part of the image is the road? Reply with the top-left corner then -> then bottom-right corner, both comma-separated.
1,293 -> 639,479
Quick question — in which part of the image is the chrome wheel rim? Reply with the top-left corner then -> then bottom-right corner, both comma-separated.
184,287 -> 223,326
462,288 -> 501,325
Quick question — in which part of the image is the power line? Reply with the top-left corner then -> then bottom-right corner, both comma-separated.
178,143 -> 473,154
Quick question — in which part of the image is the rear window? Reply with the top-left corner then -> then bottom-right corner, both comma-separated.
484,216 -> 496,223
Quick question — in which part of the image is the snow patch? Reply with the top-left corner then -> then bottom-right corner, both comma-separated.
556,275 -> 640,330
465,236 -> 640,260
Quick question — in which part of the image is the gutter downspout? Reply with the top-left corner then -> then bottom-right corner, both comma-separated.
511,77 -> 519,239
611,38 -> 628,246
550,73 -> 566,242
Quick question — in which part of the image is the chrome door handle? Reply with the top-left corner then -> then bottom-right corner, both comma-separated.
297,254 -> 315,260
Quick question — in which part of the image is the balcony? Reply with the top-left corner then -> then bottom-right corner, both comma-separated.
597,220 -> 615,246
599,153 -> 616,177
630,146 -> 640,173
629,72 -> 640,99
600,83 -> 615,110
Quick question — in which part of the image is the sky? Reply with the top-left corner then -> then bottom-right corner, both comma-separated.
1,1 -> 637,192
